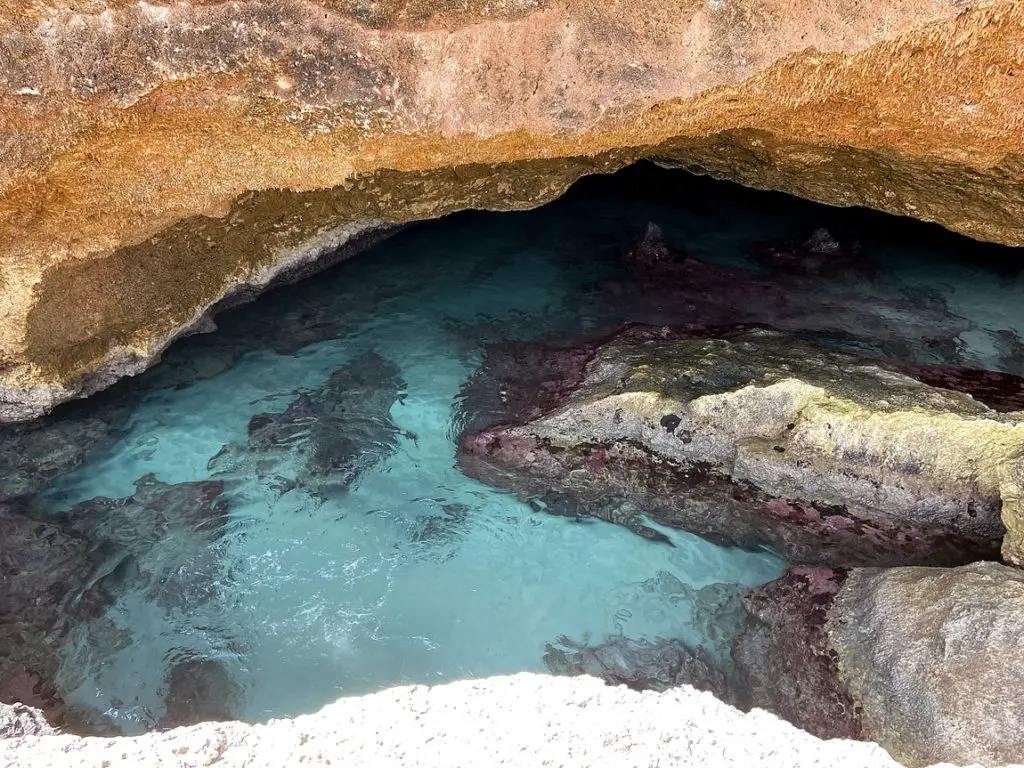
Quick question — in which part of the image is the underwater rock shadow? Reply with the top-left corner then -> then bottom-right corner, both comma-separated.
0,474 -> 235,734
208,350 -> 413,499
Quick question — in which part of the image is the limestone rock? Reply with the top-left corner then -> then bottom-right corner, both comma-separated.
1,0 -> 1023,419
0,702 -> 55,739
735,562 -> 1024,768
459,325 -> 1024,566
0,673 -> 911,767
829,562 -> 1024,768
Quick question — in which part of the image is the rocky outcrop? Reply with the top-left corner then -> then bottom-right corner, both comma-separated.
0,702 -> 56,739
734,562 -> 1024,768
459,325 -> 1024,566
1,0 -> 1023,419
0,673 -> 911,767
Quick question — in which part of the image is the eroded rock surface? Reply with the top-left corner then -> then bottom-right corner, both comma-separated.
1,0 -> 1023,418
459,325 -> 1023,566
0,674 -> 910,767
0,702 -> 56,739
734,562 -> 1024,768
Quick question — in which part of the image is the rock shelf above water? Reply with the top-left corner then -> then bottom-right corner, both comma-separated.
458,325 -> 1024,566
1,0 -> 1023,418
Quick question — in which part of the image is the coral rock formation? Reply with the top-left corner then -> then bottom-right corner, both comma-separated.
2,0 -> 1024,418
459,325 -> 1024,566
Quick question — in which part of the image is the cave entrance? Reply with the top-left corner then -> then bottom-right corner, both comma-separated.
1,162 -> 1022,737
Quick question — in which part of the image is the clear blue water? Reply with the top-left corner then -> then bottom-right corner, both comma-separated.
5,163 -> 1024,733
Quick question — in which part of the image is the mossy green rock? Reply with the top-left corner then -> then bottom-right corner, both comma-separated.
461,326 -> 1024,565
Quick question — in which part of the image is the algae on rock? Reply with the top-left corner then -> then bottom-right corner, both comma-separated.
460,326 -> 1024,566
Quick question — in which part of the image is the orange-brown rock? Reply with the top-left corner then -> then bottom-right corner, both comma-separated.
1,0 -> 1022,419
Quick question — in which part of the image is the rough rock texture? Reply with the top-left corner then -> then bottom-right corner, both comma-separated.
829,562 -> 1024,768
0,703 -> 55,739
459,325 -> 1024,566
2,0 -> 1023,419
732,567 -> 860,740
734,562 -> 1024,768
0,673 -> 923,767
464,325 -> 1024,565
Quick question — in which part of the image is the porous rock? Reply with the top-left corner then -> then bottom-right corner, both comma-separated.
2,0 -> 1023,418
459,325 -> 1024,566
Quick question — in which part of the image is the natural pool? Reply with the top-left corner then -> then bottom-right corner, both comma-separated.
2,163 -> 1022,734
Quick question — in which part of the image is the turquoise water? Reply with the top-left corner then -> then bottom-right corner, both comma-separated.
5,163 -> 1024,733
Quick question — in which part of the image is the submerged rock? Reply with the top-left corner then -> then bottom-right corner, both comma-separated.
734,562 -> 1024,768
157,657 -> 242,730
544,635 -> 729,700
459,325 -> 1021,566
0,476 -> 233,733
0,502 -> 107,727
210,351 -> 407,497
596,224 -> 972,367
748,228 -> 865,277
0,392 -> 139,503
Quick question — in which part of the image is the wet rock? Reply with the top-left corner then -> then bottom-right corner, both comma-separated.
1,475 -> 233,733
731,567 -> 859,740
597,225 -> 972,367
0,392 -> 139,503
0,701 -> 56,738
211,351 -> 407,497
60,474 -> 230,605
749,228 -> 864,277
734,562 -> 1024,768
157,657 -> 242,730
459,325 -> 1019,567
544,635 -> 730,700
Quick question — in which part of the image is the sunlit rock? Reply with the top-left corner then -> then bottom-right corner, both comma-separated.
459,325 -> 1024,566
1,0 -> 1023,418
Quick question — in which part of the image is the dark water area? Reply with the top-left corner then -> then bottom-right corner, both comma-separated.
2,162 -> 1022,734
